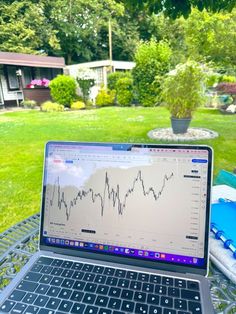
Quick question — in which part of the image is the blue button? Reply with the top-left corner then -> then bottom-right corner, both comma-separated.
192,159 -> 207,163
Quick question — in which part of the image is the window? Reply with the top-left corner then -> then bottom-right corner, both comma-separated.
6,66 -> 19,90
22,67 -> 33,86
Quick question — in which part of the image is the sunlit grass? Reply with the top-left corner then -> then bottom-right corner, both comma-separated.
0,106 -> 235,233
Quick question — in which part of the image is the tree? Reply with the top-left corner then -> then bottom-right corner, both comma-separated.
132,39 -> 172,106
120,0 -> 236,19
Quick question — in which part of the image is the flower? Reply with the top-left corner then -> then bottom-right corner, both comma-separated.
26,78 -> 50,88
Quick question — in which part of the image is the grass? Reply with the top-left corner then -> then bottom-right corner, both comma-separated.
0,106 -> 235,233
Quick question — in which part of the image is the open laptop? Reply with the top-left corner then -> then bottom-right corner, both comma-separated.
0,141 -> 215,314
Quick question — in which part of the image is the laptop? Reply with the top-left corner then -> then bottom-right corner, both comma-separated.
0,141 -> 215,314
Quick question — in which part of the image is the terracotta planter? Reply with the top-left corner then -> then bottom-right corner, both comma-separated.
171,117 -> 191,134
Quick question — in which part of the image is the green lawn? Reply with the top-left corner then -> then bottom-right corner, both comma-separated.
0,106 -> 235,233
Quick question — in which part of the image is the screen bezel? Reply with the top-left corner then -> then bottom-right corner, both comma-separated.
39,141 -> 213,276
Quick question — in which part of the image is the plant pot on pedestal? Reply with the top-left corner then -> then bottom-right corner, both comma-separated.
171,117 -> 191,134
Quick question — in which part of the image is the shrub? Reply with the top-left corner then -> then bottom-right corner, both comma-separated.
76,67 -> 95,103
71,101 -> 86,110
132,40 -> 172,106
219,75 -> 236,83
49,75 -> 76,107
95,88 -> 115,107
116,77 -> 133,106
107,72 -> 131,90
21,99 -> 37,108
41,101 -> 64,112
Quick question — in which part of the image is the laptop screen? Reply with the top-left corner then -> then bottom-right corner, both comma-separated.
40,142 -> 212,270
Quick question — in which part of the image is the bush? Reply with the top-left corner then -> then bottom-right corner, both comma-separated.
95,88 -> 115,107
107,72 -> 131,90
132,39 -> 172,106
41,101 -> 64,112
71,101 -> 86,110
219,75 -> 236,83
116,77 -> 133,106
49,75 -> 76,107
21,99 -> 37,108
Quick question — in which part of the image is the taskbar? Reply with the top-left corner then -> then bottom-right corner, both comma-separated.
44,236 -> 205,267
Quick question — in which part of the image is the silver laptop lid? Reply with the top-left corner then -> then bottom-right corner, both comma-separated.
40,142 -> 213,276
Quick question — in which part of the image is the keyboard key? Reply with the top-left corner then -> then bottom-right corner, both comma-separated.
108,297 -> 121,309
72,271 -> 84,280
61,278 -> 75,288
71,303 -> 85,314
142,283 -> 154,292
117,278 -> 129,288
98,309 -> 111,314
106,276 -> 118,286
126,271 -> 137,280
150,274 -> 161,284
175,279 -> 186,288
38,309 -> 55,314
94,275 -> 106,284
93,266 -> 104,274
11,303 -> 27,313
58,300 -> 73,312
47,286 -> 60,297
51,259 -> 63,267
41,266 -> 53,274
46,297 -> 61,309
130,280 -> 142,290
31,263 -> 43,272
82,264 -> 94,272
51,277 -> 63,286
23,293 -> 37,304
181,289 -> 200,301
40,275 -> 53,284
155,284 -> 167,295
121,289 -> 134,300
84,305 -> 98,314
34,295 -> 49,306
17,280 -> 38,292
61,269 -> 74,278
108,287 -> 121,297
138,272 -> 149,282
95,295 -> 109,307
174,299 -> 187,310
83,293 -> 96,304
25,271 -> 42,282
61,260 -> 73,268
0,300 -> 15,312
121,300 -> 135,312
103,267 -> 115,276
147,293 -> 160,305
162,276 -> 174,286
73,280 -> 86,290
188,301 -> 202,313
85,283 -> 97,292
70,291 -> 84,302
83,273 -> 95,282
160,296 -> 173,308
134,291 -> 147,302
115,269 -> 126,278
9,290 -> 26,301
149,305 -> 162,314
96,284 -> 109,295
51,268 -> 63,276
35,283 -> 50,294
135,303 -> 148,314
71,262 -> 83,270
37,257 -> 53,265
163,309 -> 176,314
58,288 -> 72,299
187,281 -> 200,290
24,305 -> 40,314
168,287 -> 180,297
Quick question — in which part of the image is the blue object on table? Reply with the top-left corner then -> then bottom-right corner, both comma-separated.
211,200 -> 236,259
214,169 -> 236,188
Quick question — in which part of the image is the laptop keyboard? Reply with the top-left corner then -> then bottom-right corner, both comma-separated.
0,257 -> 202,314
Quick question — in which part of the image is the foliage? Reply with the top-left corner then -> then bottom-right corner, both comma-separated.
49,75 -> 77,107
107,72 -> 131,90
116,77 -> 133,106
41,101 -> 64,112
0,0 -> 59,54
20,99 -> 37,108
95,88 -> 115,107
219,75 -> 236,83
76,68 -> 95,103
71,101 -> 86,110
121,0 -> 236,19
161,61 -> 206,118
132,40 -> 172,106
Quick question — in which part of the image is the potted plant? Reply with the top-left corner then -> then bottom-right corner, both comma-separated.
161,61 -> 206,134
